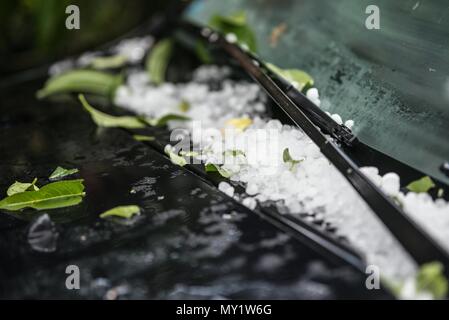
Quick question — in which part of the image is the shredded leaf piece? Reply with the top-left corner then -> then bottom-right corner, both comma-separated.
79,94 -> 146,129
90,54 -> 127,70
49,166 -> 79,180
205,163 -> 231,178
164,146 -> 187,167
146,38 -> 174,85
7,178 -> 39,196
266,63 -> 314,91
133,135 -> 155,142
223,150 -> 245,157
37,70 -> 123,99
406,176 -> 435,193
209,11 -> 257,52
179,100 -> 191,113
283,148 -> 303,172
99,205 -> 140,219
225,118 -> 252,131
0,180 -> 85,211
416,262 -> 448,299
145,114 -> 190,127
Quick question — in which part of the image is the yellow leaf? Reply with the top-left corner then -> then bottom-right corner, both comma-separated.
225,118 -> 253,131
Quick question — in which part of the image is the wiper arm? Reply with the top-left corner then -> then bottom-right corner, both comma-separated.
248,51 -> 358,147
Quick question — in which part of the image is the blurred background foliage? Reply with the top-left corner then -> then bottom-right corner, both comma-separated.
0,0 -> 172,74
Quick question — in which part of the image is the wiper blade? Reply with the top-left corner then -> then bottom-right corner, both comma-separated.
257,55 -> 358,147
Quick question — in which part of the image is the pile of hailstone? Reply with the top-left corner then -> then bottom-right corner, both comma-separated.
115,65 -> 449,295
49,36 -> 154,76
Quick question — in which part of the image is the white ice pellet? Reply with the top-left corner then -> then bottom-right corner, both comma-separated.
306,88 -> 319,100
225,33 -> 238,43
112,36 -> 153,63
246,182 -> 259,196
218,181 -> 234,197
345,119 -> 354,130
242,197 -> 257,210
381,172 -> 400,196
331,113 -> 343,125
360,167 -> 382,186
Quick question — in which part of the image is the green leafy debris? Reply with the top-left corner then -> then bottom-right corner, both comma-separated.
146,38 -> 174,85
90,54 -> 127,70
37,69 -> 123,99
416,262 -> 448,299
132,135 -> 155,142
205,163 -> 231,178
283,148 -> 303,172
144,113 -> 190,127
195,41 -> 213,64
406,176 -> 435,193
49,166 -> 79,180
179,151 -> 199,157
213,11 -> 247,26
209,11 -> 257,52
79,94 -> 146,129
99,205 -> 140,219
164,146 -> 187,167
223,149 -> 245,157
179,100 -> 191,113
266,63 -> 314,91
0,179 -> 85,211
7,178 -> 39,196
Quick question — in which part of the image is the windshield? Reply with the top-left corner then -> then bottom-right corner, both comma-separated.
185,0 -> 449,184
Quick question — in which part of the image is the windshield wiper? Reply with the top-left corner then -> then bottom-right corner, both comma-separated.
255,54 -> 358,147
180,21 -> 449,276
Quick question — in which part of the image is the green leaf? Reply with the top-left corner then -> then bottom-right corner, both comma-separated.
144,113 -> 190,127
49,166 -> 79,180
195,41 -> 213,64
164,146 -> 187,167
90,54 -> 127,70
266,63 -> 314,91
209,11 -> 257,52
179,151 -> 199,157
283,148 -> 303,172
0,179 -> 85,211
223,149 -> 245,157
99,205 -> 140,219
132,135 -> 155,142
179,100 -> 191,113
7,178 -> 39,196
146,38 -> 174,85
406,176 -> 436,193
79,94 -> 146,129
37,70 -> 123,99
416,262 -> 448,299
205,163 -> 231,178
212,11 -> 247,27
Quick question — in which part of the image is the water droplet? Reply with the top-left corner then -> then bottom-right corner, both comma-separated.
27,214 -> 58,253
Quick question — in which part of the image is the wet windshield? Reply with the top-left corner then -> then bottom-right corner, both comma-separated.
186,0 -> 449,184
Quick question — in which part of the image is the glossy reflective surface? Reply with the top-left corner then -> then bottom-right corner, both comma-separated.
0,79 -> 389,299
